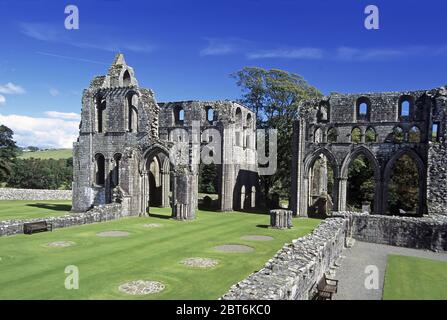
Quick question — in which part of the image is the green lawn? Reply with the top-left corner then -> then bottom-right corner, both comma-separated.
0,200 -> 72,221
0,202 -> 320,299
19,149 -> 72,159
383,255 -> 447,300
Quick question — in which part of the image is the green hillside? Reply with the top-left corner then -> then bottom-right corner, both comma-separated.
19,149 -> 73,160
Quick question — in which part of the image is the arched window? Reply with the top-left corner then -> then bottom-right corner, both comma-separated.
431,123 -> 439,142
356,97 -> 371,121
127,94 -> 139,132
206,107 -> 214,123
314,128 -> 323,143
365,127 -> 377,143
240,185 -> 246,210
235,107 -> 242,124
327,128 -> 337,143
123,70 -> 131,86
251,186 -> 256,208
317,102 -> 329,122
409,126 -> 421,143
393,126 -> 404,143
351,127 -> 362,143
400,100 -> 410,117
246,113 -> 252,127
96,97 -> 106,133
95,154 -> 105,186
174,106 -> 184,125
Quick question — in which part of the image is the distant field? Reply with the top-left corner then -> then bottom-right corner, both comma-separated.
383,255 -> 447,300
19,149 -> 72,160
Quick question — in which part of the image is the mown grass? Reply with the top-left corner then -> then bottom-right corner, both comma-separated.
0,203 -> 320,299
383,255 -> 447,300
19,149 -> 72,160
0,200 -> 72,221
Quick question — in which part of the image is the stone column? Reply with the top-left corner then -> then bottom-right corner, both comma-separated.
270,209 -> 293,229
373,178 -> 382,214
161,171 -> 170,208
172,170 -> 196,220
334,177 -> 347,212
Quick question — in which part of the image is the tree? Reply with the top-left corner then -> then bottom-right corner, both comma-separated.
0,125 -> 19,183
232,67 -> 322,204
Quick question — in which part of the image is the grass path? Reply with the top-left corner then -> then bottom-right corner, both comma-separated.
0,204 -> 320,299
383,255 -> 447,300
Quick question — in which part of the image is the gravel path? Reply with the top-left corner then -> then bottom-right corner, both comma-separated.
333,241 -> 447,300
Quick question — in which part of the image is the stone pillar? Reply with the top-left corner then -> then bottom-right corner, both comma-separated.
373,178 -> 382,214
335,177 -> 347,212
172,170 -> 196,220
161,172 -> 170,208
319,155 -> 328,195
270,209 -> 293,229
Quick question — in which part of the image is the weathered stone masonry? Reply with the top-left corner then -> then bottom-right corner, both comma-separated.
72,54 -> 259,219
222,212 -> 447,300
291,88 -> 447,217
0,188 -> 72,201
0,203 -> 127,237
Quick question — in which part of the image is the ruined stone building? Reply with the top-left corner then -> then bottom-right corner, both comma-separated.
291,88 -> 447,217
72,54 -> 258,219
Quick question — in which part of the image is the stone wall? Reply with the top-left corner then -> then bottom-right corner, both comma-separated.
0,203 -> 128,237
221,217 -> 348,300
335,212 -> 447,252
0,188 -> 72,201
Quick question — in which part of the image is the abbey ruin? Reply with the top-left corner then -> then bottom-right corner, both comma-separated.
290,88 -> 447,217
71,53 -> 447,221
71,54 -> 258,219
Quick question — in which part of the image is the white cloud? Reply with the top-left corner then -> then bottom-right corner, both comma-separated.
45,111 -> 80,120
0,95 -> 5,105
0,82 -> 25,95
0,113 -> 78,148
49,88 -> 60,97
247,48 -> 324,60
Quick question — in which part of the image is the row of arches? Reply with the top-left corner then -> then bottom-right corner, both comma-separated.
317,95 -> 419,123
172,105 -> 254,127
313,125 -> 423,144
94,153 -> 122,188
304,147 -> 425,215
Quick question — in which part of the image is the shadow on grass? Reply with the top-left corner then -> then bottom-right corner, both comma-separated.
26,203 -> 71,212
256,224 -> 269,229
148,213 -> 172,220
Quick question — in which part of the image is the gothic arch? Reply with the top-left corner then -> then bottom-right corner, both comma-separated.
382,148 -> 426,215
340,146 -> 380,180
304,148 -> 339,178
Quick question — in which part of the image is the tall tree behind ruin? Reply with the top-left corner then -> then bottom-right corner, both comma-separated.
0,125 -> 19,184
232,67 -> 321,203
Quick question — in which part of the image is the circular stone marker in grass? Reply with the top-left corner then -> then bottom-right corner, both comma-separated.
240,235 -> 274,241
214,244 -> 254,253
96,231 -> 130,237
182,257 -> 219,268
118,280 -> 165,295
46,241 -> 76,248
142,223 -> 162,228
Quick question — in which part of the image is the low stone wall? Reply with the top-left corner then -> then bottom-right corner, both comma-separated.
221,217 -> 348,300
0,203 -> 130,237
334,212 -> 447,252
0,188 -> 72,201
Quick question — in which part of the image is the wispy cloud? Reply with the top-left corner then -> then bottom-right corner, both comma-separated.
36,51 -> 108,65
45,111 -> 80,120
49,88 -> 60,97
200,38 -> 248,56
19,22 -> 157,54
0,95 -> 5,105
335,46 -> 406,61
0,113 -> 78,148
247,48 -> 324,60
0,82 -> 25,95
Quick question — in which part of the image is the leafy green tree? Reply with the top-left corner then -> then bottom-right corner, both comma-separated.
388,155 -> 419,214
347,155 -> 375,210
232,67 -> 321,203
0,125 -> 19,183
198,163 -> 218,194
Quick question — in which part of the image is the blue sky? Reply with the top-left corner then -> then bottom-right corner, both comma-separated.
1,0 -> 447,148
